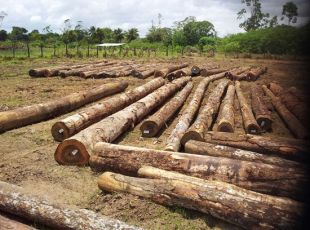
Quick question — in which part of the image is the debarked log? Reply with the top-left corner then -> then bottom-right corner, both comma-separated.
0,181 -> 140,230
54,77 -> 191,165
52,78 -> 165,141
98,166 -> 304,229
0,81 -> 128,132
235,81 -> 261,134
140,81 -> 193,137
90,142 -> 308,199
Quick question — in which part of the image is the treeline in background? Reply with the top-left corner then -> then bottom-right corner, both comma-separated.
0,0 -> 309,59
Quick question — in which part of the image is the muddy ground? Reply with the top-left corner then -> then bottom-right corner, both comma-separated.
0,56 -> 309,229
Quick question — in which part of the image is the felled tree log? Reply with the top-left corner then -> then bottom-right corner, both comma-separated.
267,81 -> 283,96
164,72 -> 226,152
54,77 -> 191,165
203,131 -> 309,161
225,67 -> 250,80
184,140 -> 302,168
235,81 -> 261,134
190,65 -> 200,76
0,214 -> 37,230
262,85 -> 308,139
90,142 -> 307,199
0,181 -> 140,230
154,63 -> 189,77
52,78 -> 165,141
84,62 -> 133,78
181,79 -> 230,144
115,166 -> 302,230
166,69 -> 187,81
29,63 -> 90,77
216,84 -> 235,132
77,62 -> 121,78
0,82 -> 128,133
140,82 -> 193,137
251,85 -> 272,131
246,66 -> 267,81
200,68 -> 228,77
131,64 -> 161,79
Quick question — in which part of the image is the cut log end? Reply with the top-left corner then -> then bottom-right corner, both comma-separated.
257,116 -> 272,131
246,124 -> 261,135
140,120 -> 159,137
181,131 -> 204,146
217,121 -> 234,133
54,139 -> 89,165
51,122 -> 71,142
191,66 -> 200,75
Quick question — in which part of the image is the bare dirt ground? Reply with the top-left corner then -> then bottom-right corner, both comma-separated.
0,56 -> 309,229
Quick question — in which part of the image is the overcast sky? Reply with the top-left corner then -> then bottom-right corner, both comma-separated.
0,0 -> 309,37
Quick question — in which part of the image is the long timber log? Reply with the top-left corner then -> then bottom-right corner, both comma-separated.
181,79 -> 230,144
262,85 -> 308,139
0,214 -> 37,230
29,63 -> 89,77
235,81 -> 261,134
268,81 -> 283,96
98,166 -> 304,229
251,84 -> 272,131
225,67 -> 250,80
154,63 -> 189,77
81,62 -> 133,79
54,77 -> 191,165
90,142 -> 308,199
203,131 -> 309,161
165,72 -> 229,151
131,64 -> 161,79
200,68 -> 228,77
140,82 -> 193,137
184,140 -> 302,168
216,84 -> 235,132
246,66 -> 267,81
0,181 -> 140,230
52,78 -> 165,141
0,82 -> 128,133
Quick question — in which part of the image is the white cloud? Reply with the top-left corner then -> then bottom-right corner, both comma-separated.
0,0 -> 309,37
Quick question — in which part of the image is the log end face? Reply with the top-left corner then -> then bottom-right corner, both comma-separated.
257,117 -> 272,131
140,120 -> 159,137
180,131 -> 204,146
217,122 -> 234,133
246,124 -> 261,135
51,122 -> 71,142
54,139 -> 89,165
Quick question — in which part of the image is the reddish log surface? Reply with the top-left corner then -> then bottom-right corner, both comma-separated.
154,63 -> 189,77
55,77 -> 191,165
0,82 -> 128,133
0,214 -> 37,230
90,142 -> 308,199
0,181 -> 140,230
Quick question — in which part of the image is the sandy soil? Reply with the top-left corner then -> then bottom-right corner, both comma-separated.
0,56 -> 308,229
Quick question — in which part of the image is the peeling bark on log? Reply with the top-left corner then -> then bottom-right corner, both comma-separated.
262,85 -> 308,139
184,140 -> 303,168
166,69 -> 187,81
267,81 -> 283,97
0,181 -> 140,230
216,84 -> 235,132
225,67 -> 250,80
164,73 -> 226,152
55,77 -> 191,165
246,66 -> 267,81
0,214 -> 37,230
181,79 -> 230,144
52,78 -> 165,141
140,82 -> 193,137
235,81 -> 261,134
90,142 -> 307,199
200,68 -> 228,77
203,131 -> 309,161
0,82 -> 128,133
251,85 -> 272,131
154,63 -> 189,77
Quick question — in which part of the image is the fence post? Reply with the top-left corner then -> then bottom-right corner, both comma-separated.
53,44 -> 56,57
26,42 -> 30,58
12,44 -> 15,58
40,45 -> 43,57
96,46 -> 99,58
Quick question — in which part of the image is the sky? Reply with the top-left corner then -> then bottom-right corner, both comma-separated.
0,0 -> 309,37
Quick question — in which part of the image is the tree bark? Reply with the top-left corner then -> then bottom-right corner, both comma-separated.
235,81 -> 261,134
52,78 -> 165,141
140,82 -> 193,137
54,77 -> 191,165
0,214 -> 37,230
166,69 -> 187,81
203,131 -> 309,161
200,68 -> 228,77
184,140 -> 303,168
154,63 -> 189,77
251,84 -> 272,131
90,142 -> 308,199
131,64 -> 161,79
267,81 -> 283,97
225,67 -> 250,80
216,84 -> 235,132
78,62 -> 130,78
0,181 -> 140,230
262,85 -> 308,139
246,66 -> 267,81
0,82 -> 127,133
165,72 -> 230,151
181,79 -> 230,144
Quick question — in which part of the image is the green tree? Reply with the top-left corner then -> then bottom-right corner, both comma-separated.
183,20 -> 216,45
126,28 -> 139,42
0,29 -> 8,41
198,36 -> 216,53
113,28 -> 124,42
237,0 -> 270,31
281,2 -> 298,25
172,30 -> 187,54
